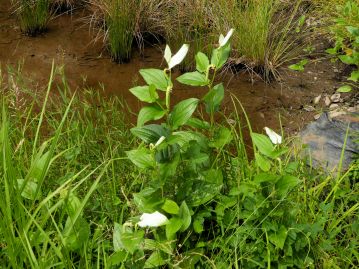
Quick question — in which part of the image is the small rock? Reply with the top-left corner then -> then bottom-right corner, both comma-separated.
304,105 -> 316,112
314,113 -> 322,120
333,68 -> 339,73
325,96 -> 331,106
329,104 -> 339,110
314,77 -> 318,81
329,110 -> 347,118
314,95 -> 321,105
347,107 -> 357,113
330,93 -> 341,103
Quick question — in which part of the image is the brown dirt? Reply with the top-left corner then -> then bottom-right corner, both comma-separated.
0,2 -> 352,135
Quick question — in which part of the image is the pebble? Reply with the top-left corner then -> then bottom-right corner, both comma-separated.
329,104 -> 339,110
330,93 -> 341,103
314,113 -> 322,120
314,94 -> 321,105
304,105 -> 315,112
325,96 -> 331,106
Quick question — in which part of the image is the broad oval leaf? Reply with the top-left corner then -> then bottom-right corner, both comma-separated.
129,85 -> 158,103
255,153 -> 271,172
126,148 -> 155,169
137,105 -> 166,127
131,124 -> 170,144
169,98 -> 199,130
166,217 -> 183,239
162,199 -> 180,215
203,83 -> 224,114
176,71 -> 209,86
337,85 -> 352,93
251,133 -> 275,157
179,201 -> 191,232
139,69 -> 169,91
195,52 -> 210,73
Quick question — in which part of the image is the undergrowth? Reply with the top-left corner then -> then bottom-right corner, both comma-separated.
0,34 -> 357,268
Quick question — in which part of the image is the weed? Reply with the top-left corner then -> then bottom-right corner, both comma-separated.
13,0 -> 52,36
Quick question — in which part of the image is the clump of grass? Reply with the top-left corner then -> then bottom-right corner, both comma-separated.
211,0 -> 314,80
89,0 -> 140,63
163,0 -> 215,71
14,0 -> 52,36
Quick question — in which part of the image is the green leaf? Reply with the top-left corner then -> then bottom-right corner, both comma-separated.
166,217 -> 183,239
126,148 -> 155,169
137,105 -> 166,127
338,55 -> 355,65
275,175 -> 300,198
255,153 -> 271,172
131,124 -> 170,144
139,69 -> 168,91
113,223 -> 144,254
195,52 -> 210,73
129,85 -> 158,103
337,85 -> 352,93
176,71 -> 209,86
209,127 -> 232,149
162,199 -> 180,215
211,45 -> 231,69
251,133 -> 275,157
288,59 -> 308,72
133,188 -> 164,212
17,178 -> 38,200
203,83 -> 224,114
346,26 -> 359,36
269,226 -> 287,250
179,201 -> 191,232
186,118 -> 210,130
253,173 -> 279,184
169,98 -> 199,130
63,216 -> 90,251
348,70 -> 359,82
144,251 -> 166,268
326,48 -> 338,55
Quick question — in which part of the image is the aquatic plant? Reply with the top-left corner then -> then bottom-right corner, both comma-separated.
14,0 -> 52,36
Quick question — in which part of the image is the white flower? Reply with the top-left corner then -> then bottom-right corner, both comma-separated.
264,127 -> 282,145
138,211 -> 168,228
164,44 -> 190,70
218,28 -> 234,48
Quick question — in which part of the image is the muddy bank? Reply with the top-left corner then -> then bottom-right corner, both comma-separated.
0,2 -> 351,134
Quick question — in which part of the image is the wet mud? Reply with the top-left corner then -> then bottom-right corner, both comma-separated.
0,2 -> 346,134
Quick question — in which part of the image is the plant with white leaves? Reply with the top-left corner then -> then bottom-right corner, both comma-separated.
264,127 -> 282,145
138,211 -> 169,227
164,44 -> 190,70
218,28 -> 234,48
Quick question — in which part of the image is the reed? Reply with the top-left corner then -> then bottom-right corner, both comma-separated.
14,0 -> 52,36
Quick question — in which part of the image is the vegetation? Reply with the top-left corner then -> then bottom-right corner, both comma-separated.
326,0 -> 359,92
13,0 -> 52,36
0,31 -> 358,268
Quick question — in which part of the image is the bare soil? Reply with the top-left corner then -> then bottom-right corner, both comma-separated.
0,2 -> 354,134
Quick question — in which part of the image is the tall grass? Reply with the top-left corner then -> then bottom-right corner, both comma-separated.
14,0 -> 52,36
212,0 -> 312,80
89,0 -> 142,63
0,64 -> 135,267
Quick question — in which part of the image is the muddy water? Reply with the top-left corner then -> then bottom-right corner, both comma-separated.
0,2 -> 335,134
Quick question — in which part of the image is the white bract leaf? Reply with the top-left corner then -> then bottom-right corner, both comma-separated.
138,211 -> 168,228
167,44 -> 189,69
154,136 -> 166,147
164,45 -> 172,66
218,28 -> 234,48
264,127 -> 282,145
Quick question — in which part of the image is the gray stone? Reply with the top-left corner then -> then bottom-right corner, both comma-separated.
330,93 -> 341,103
300,112 -> 359,170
